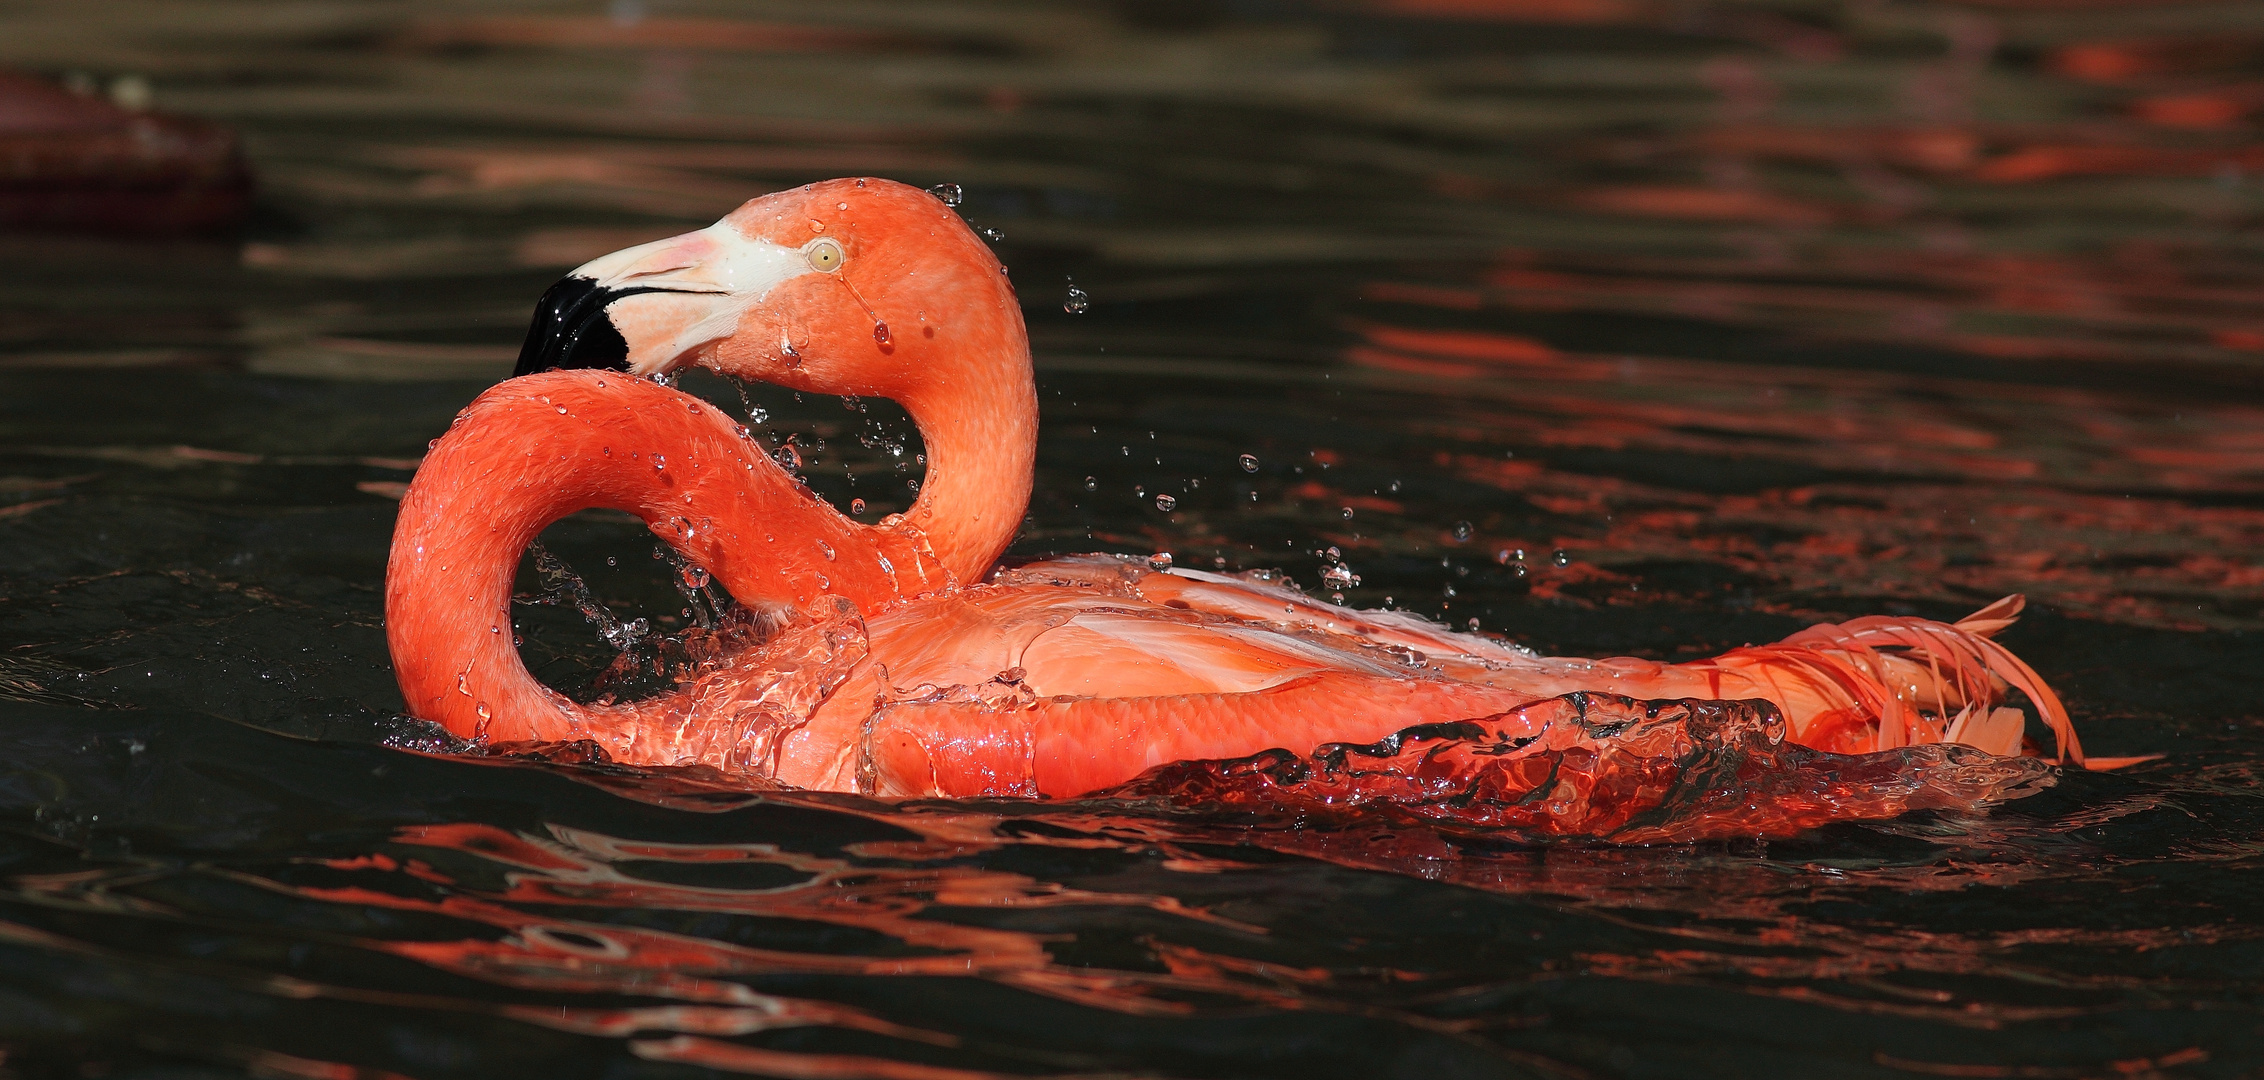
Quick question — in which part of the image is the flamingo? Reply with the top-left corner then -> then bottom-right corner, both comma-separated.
388,178 -> 2095,800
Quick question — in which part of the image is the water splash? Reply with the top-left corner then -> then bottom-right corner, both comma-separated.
1111,693 -> 2058,844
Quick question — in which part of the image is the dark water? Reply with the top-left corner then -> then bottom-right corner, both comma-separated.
4,1 -> 2263,1075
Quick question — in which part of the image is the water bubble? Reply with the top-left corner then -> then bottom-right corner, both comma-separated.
873,321 -> 892,346
851,498 -> 867,514
1148,552 -> 1174,571
1239,453 -> 1259,472
1340,507 -> 1355,519
1064,283 -> 1089,315
928,182 -> 963,206
1155,494 -> 1177,511
1553,549 -> 1570,567
1083,476 -> 1097,491
1322,564 -> 1360,589
1452,520 -> 1473,542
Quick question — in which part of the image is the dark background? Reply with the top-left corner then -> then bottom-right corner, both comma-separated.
1,1 -> 2260,1077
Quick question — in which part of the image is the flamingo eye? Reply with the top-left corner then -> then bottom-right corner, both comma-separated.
804,238 -> 844,273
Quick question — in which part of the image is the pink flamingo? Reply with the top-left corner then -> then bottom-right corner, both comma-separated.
388,178 -> 2096,800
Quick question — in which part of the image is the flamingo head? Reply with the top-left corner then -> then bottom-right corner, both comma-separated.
514,177 -> 1028,411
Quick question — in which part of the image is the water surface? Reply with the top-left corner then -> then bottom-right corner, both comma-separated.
2,1 -> 2261,1076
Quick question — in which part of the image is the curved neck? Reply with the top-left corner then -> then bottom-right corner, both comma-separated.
899,347 -> 1037,583
386,370 -> 945,747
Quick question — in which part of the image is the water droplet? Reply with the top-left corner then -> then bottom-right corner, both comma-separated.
1553,549 -> 1570,567
980,226 -> 1005,242
606,556 -> 617,567
1467,617 -> 1481,631
1322,564 -> 1359,589
1340,507 -> 1355,519
1444,584 -> 1458,598
554,405 -> 567,414
1083,476 -> 1097,491
687,402 -> 701,414
1155,494 -> 1177,511
489,625 -> 500,634
907,478 -> 921,493
1063,283 -> 1089,314
873,321 -> 892,346
817,540 -> 836,560
928,182 -> 963,206
652,454 -> 666,470
680,565 -> 710,589
1239,453 -> 1259,472
837,201 -> 849,210
851,498 -> 867,514
1452,521 -> 1473,542
1148,552 -> 1174,570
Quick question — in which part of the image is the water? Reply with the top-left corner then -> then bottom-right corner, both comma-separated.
3,0 -> 2262,1075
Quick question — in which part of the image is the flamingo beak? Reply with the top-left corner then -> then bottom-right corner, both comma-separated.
513,223 -> 811,379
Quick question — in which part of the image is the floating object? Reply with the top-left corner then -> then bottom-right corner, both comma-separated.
0,69 -> 251,234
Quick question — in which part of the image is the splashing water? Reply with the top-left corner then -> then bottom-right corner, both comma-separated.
1114,693 -> 2058,844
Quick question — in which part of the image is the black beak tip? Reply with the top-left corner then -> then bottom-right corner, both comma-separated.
512,275 -> 634,379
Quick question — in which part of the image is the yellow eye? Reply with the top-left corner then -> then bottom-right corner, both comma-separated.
805,238 -> 844,273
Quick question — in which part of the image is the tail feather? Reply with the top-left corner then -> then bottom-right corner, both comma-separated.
1781,595 -> 2082,764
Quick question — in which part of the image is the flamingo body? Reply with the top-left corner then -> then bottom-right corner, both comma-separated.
385,177 -> 2093,803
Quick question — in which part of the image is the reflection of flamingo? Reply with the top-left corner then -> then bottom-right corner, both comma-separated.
388,178 -> 2091,798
